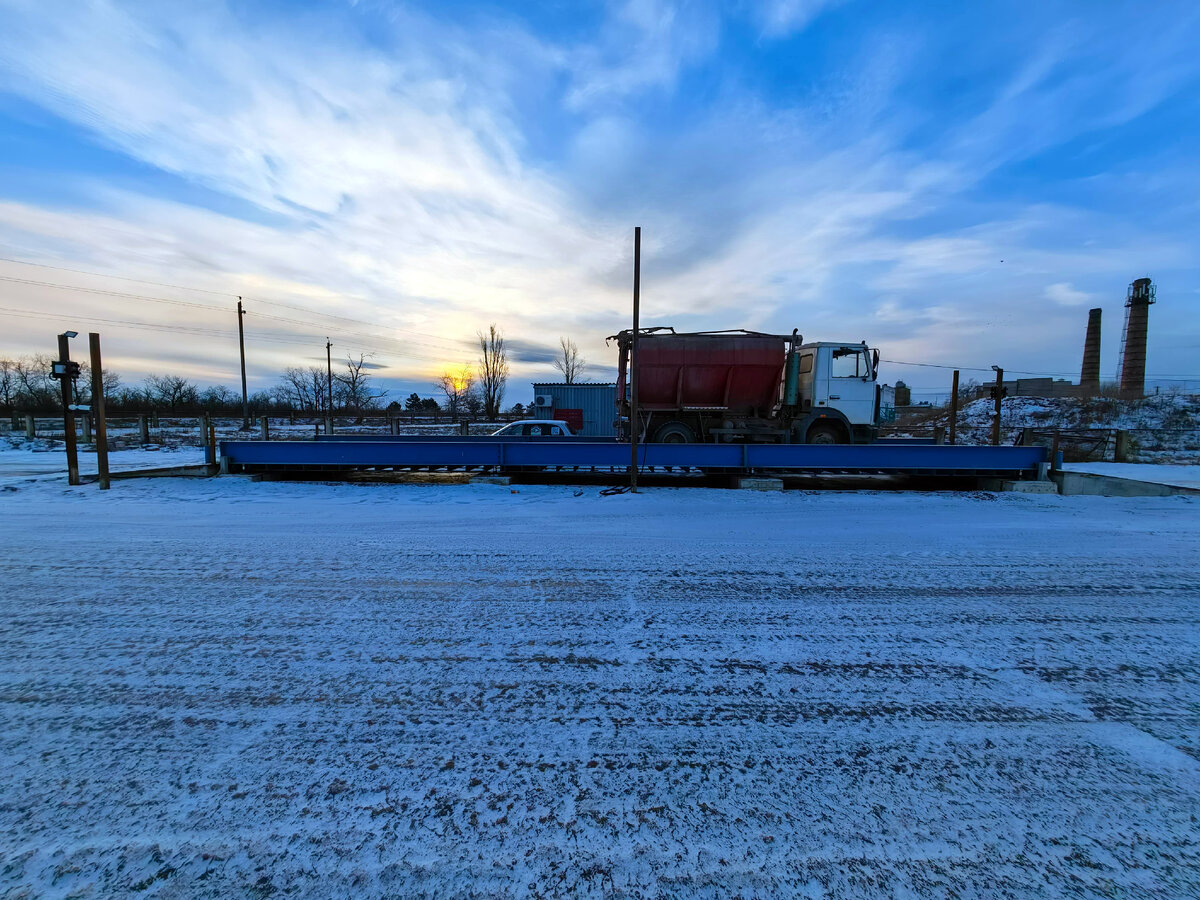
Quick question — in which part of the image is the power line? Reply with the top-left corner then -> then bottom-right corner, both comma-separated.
0,274 -> 466,362
0,305 -> 450,364
882,358 -> 1200,381
0,255 -> 472,352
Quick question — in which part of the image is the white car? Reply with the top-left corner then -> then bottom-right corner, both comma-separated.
490,419 -> 574,437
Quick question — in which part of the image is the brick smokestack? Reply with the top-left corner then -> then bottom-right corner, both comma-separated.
1079,307 -> 1102,394
1119,277 -> 1154,398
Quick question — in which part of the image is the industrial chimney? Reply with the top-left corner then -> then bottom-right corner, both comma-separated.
1079,307 -> 1102,394
1118,277 -> 1154,398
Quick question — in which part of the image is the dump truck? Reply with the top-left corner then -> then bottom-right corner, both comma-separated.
611,328 -> 880,443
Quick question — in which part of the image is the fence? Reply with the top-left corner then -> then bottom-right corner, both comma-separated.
1,413 -> 511,448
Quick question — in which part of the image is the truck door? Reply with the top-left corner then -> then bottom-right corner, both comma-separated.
826,347 -> 877,425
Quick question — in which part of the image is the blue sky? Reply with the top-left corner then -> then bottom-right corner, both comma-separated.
1,0 -> 1198,400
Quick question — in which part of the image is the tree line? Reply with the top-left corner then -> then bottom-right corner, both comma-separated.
1,327 -> 587,419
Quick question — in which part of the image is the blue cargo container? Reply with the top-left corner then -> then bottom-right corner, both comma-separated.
530,383 -> 617,437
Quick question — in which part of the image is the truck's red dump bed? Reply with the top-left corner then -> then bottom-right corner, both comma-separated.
635,334 -> 785,413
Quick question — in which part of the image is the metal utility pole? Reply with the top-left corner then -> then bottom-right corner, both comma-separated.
88,333 -> 110,490
948,369 -> 959,445
237,298 -> 249,429
991,366 -> 1004,446
56,333 -> 80,485
630,226 -> 641,493
325,338 -> 334,435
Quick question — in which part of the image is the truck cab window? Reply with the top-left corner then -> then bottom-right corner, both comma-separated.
798,354 -> 813,375
831,349 -> 867,378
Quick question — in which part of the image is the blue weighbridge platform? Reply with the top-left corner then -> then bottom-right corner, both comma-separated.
218,438 -> 1049,479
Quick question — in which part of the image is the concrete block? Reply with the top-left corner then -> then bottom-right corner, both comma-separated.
1053,471 -> 1178,497
737,477 -> 783,491
471,475 -> 512,485
999,480 -> 1058,494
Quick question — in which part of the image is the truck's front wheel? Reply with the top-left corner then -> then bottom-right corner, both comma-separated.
654,421 -> 696,443
805,422 -> 846,444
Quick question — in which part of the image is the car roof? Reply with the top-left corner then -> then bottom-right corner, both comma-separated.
509,419 -> 569,425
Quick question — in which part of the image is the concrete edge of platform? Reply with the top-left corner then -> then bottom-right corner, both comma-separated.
1051,471 -> 1197,497
737,477 -> 784,491
978,478 -> 1059,494
80,464 -> 218,482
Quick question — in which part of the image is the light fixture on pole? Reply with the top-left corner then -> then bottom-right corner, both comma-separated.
52,331 -> 81,485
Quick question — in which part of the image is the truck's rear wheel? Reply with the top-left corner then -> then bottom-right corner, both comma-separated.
805,422 -> 846,444
654,421 -> 696,443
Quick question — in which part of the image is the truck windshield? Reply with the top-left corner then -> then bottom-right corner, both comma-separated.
831,348 -> 870,378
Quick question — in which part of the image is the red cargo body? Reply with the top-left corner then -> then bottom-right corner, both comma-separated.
635,334 -> 784,415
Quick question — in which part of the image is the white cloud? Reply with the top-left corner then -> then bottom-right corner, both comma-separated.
0,0 -> 1196,396
1044,282 -> 1092,306
756,0 -> 845,38
565,0 -> 719,109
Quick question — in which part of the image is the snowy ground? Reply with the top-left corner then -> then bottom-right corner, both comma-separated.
2,473 -> 1199,898
0,445 -> 206,480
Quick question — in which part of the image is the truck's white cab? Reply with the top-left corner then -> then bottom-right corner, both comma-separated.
792,342 -> 879,443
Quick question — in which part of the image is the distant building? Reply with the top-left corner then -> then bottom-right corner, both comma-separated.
530,383 -> 617,437
878,384 -> 897,423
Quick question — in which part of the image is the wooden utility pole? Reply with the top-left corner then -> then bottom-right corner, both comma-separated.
88,333 -> 110,490
325,338 -> 334,435
237,298 -> 249,430
630,226 -> 641,493
948,369 -> 959,445
57,333 -> 80,486
991,366 -> 1004,446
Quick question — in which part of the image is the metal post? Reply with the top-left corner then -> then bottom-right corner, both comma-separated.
325,338 -> 334,436
25,414 -> 35,439
138,414 -> 149,445
630,226 -> 641,493
1050,432 -> 1060,472
260,416 -> 269,441
82,413 -> 93,445
948,369 -> 959,445
237,298 -> 249,429
89,333 -> 110,490
58,333 -> 80,485
991,366 -> 1004,447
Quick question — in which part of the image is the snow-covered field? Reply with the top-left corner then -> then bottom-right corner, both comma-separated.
2,471 -> 1199,897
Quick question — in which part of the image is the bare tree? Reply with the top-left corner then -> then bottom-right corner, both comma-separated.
438,367 -> 474,419
552,336 -> 586,384
199,384 -> 237,410
477,323 -> 509,420
11,355 -> 58,408
144,375 -> 199,411
276,367 -> 328,414
336,353 -> 388,417
0,359 -> 15,408
71,362 -> 120,405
